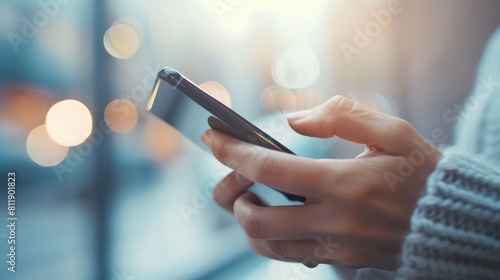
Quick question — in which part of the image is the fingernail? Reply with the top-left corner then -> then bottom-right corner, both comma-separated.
201,131 -> 213,147
286,110 -> 311,121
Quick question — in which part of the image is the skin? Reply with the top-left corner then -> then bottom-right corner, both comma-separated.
201,96 -> 441,270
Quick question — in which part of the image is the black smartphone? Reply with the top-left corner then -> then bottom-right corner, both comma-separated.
147,67 -> 305,203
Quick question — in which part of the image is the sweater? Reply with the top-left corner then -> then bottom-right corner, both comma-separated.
396,28 -> 500,279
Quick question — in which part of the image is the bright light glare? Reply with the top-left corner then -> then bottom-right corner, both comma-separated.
26,124 -> 68,167
272,46 -> 320,89
198,82 -> 232,108
104,23 -> 140,59
46,99 -> 93,147
269,0 -> 328,26
104,99 -> 139,133
197,0 -> 327,43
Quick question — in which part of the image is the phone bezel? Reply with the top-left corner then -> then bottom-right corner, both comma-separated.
148,67 -> 295,154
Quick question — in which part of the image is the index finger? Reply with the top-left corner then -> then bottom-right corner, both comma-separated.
202,129 -> 330,198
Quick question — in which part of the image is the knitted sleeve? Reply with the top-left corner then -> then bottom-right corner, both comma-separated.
396,148 -> 500,280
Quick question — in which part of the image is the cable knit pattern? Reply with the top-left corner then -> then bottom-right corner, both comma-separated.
397,28 -> 500,280
397,150 -> 500,280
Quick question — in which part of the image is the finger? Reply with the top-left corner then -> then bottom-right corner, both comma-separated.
201,129 -> 337,198
213,171 -> 254,213
234,192 -> 406,247
249,238 -> 397,270
249,238 -> 349,268
233,192 -> 318,240
249,239 -> 309,263
287,96 -> 418,154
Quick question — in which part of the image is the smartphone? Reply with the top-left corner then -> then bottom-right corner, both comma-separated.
147,67 -> 305,203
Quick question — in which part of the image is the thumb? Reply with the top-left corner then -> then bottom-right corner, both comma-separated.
287,96 -> 418,154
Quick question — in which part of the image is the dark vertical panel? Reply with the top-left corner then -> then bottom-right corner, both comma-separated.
91,0 -> 114,279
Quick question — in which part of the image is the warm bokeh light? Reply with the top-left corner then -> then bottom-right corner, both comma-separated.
0,85 -> 54,133
26,124 -> 68,167
104,99 -> 139,133
272,46 -> 321,89
46,99 -> 93,147
198,81 -> 232,108
103,23 -> 140,59
261,85 -> 295,112
114,17 -> 144,43
143,115 -> 181,164
261,85 -> 328,112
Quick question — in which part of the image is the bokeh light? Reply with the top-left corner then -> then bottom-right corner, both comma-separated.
46,99 -> 93,147
143,115 -> 181,164
104,99 -> 139,133
261,85 -> 295,112
272,46 -> 321,89
0,85 -> 54,133
261,85 -> 328,112
114,17 -> 144,43
198,81 -> 232,108
26,124 -> 69,167
104,23 -> 140,59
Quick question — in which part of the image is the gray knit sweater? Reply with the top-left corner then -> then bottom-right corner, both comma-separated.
396,28 -> 500,279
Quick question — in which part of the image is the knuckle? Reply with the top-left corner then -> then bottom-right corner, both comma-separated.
213,173 -> 233,206
326,95 -> 355,115
253,152 -> 275,182
241,212 -> 264,239
213,183 -> 225,207
323,96 -> 359,136
266,241 -> 288,257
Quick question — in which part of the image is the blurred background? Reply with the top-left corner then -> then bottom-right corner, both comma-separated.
0,0 -> 499,279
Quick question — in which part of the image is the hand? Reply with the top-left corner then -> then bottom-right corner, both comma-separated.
201,96 -> 441,270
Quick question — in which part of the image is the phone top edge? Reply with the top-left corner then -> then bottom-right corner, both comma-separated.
152,67 -> 295,155
147,67 -> 180,111
146,76 -> 161,111
159,67 -> 182,85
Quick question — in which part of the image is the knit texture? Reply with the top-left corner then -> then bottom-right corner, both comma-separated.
397,149 -> 500,280
397,28 -> 500,280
